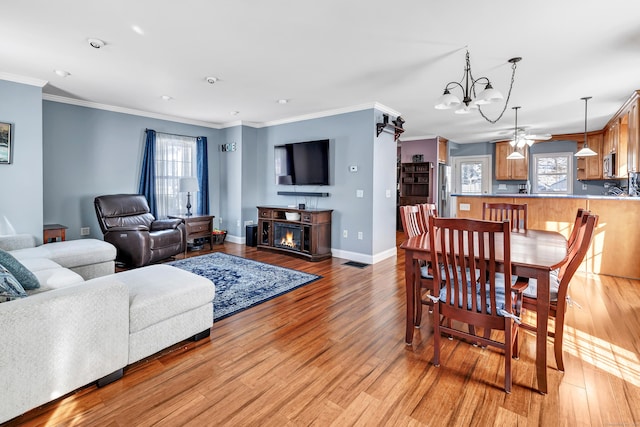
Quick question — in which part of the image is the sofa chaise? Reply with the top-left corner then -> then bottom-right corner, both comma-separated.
0,234 -> 215,424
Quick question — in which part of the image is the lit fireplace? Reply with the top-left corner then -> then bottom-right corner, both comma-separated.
274,222 -> 302,251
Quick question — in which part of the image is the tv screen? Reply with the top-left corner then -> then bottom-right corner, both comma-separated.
275,139 -> 329,185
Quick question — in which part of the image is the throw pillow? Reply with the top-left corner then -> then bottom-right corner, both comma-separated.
0,248 -> 40,290
0,263 -> 28,303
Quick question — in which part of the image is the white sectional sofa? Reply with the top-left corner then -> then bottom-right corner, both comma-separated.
0,235 -> 215,424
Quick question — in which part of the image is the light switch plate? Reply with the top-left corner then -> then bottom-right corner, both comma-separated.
356,189 -> 364,198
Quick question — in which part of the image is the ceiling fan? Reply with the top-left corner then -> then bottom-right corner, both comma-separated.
493,106 -> 552,147
507,128 -> 552,148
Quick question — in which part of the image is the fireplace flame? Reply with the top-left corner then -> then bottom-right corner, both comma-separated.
280,230 -> 297,248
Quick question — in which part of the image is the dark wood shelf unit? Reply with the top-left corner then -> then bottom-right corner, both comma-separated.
399,161 -> 432,205
257,206 -> 332,261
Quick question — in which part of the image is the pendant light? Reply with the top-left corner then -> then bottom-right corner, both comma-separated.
507,106 -> 525,160
575,96 -> 597,157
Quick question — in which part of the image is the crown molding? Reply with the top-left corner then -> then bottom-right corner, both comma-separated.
42,94 -> 223,129
42,94 -> 402,132
0,72 -> 48,87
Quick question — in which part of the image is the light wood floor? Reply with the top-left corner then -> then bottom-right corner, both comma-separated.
6,235 -> 640,426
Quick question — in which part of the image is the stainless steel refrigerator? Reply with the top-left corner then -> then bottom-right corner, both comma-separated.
437,164 -> 451,217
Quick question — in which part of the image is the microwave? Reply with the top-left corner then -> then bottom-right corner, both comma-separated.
603,152 -> 616,178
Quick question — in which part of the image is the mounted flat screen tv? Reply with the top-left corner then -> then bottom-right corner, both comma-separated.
275,139 -> 330,185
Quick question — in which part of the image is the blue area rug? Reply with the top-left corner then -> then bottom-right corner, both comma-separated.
169,252 -> 322,321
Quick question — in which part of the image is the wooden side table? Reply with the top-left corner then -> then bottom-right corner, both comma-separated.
168,214 -> 215,255
43,224 -> 68,244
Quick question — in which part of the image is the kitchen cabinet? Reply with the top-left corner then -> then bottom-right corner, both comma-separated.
495,142 -> 529,180
437,137 -> 448,164
602,90 -> 640,178
627,95 -> 639,173
576,132 -> 603,180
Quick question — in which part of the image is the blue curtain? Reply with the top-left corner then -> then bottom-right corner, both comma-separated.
196,136 -> 210,215
138,129 -> 158,217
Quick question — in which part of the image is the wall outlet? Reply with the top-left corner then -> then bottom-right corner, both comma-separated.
459,203 -> 471,211
356,189 -> 364,198
236,219 -> 241,228
343,230 -> 348,238
80,227 -> 90,236
357,231 -> 363,240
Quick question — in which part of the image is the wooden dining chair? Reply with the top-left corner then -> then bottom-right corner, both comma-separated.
415,203 -> 438,322
482,202 -> 528,232
427,216 -> 525,393
517,213 -> 598,372
567,208 -> 589,250
399,205 -> 434,326
399,205 -> 427,239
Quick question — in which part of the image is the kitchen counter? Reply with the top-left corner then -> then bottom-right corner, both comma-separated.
452,194 -> 640,279
452,193 -> 639,200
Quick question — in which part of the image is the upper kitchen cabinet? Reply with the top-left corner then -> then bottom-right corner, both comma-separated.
626,92 -> 640,173
495,142 -> 529,180
603,90 -> 640,177
437,137 -> 448,164
576,132 -> 604,180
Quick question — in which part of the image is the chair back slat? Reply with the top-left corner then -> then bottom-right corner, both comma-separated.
567,208 -> 589,250
482,202 -> 527,232
399,205 -> 427,239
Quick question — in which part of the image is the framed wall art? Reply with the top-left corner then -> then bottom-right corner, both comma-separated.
0,122 -> 12,164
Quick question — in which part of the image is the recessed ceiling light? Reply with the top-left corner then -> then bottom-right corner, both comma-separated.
277,99 -> 289,104
87,38 -> 105,49
230,111 -> 239,116
205,76 -> 218,84
54,69 -> 70,77
161,95 -> 172,101
131,25 -> 144,35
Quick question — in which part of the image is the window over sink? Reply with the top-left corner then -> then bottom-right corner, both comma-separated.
532,152 -> 573,194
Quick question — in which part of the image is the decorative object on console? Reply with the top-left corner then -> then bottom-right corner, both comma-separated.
0,122 -> 12,164
169,252 -> 321,321
434,49 -> 522,124
180,177 -> 199,216
575,96 -> 597,157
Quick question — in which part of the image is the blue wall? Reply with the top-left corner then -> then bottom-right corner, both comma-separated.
42,101 -> 221,240
39,100 -> 397,263
0,80 -> 43,240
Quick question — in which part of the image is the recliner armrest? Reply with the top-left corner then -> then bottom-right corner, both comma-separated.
105,225 -> 150,232
151,219 -> 182,231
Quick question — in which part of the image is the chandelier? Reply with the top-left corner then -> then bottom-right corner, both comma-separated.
574,96 -> 597,157
435,50 -> 522,124
506,106 -> 525,160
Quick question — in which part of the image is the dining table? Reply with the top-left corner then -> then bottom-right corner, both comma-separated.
400,229 -> 568,394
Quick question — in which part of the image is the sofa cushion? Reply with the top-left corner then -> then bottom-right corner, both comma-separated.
10,239 -> 116,270
0,248 -> 40,290
0,264 -> 27,302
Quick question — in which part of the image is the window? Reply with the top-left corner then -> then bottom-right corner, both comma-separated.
533,152 -> 573,194
452,155 -> 492,195
155,134 -> 198,218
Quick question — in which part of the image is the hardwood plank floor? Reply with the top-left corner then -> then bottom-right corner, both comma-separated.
5,235 -> 640,426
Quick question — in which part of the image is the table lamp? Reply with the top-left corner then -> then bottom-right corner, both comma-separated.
179,177 -> 199,216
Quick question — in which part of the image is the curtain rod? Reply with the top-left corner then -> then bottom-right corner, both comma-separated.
145,128 -> 201,139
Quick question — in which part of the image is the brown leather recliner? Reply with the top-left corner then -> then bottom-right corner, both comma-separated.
94,194 -> 185,268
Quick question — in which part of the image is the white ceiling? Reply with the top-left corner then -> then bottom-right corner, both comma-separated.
2,1 -> 640,143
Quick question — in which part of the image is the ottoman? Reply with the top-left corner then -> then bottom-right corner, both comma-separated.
114,265 -> 215,364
